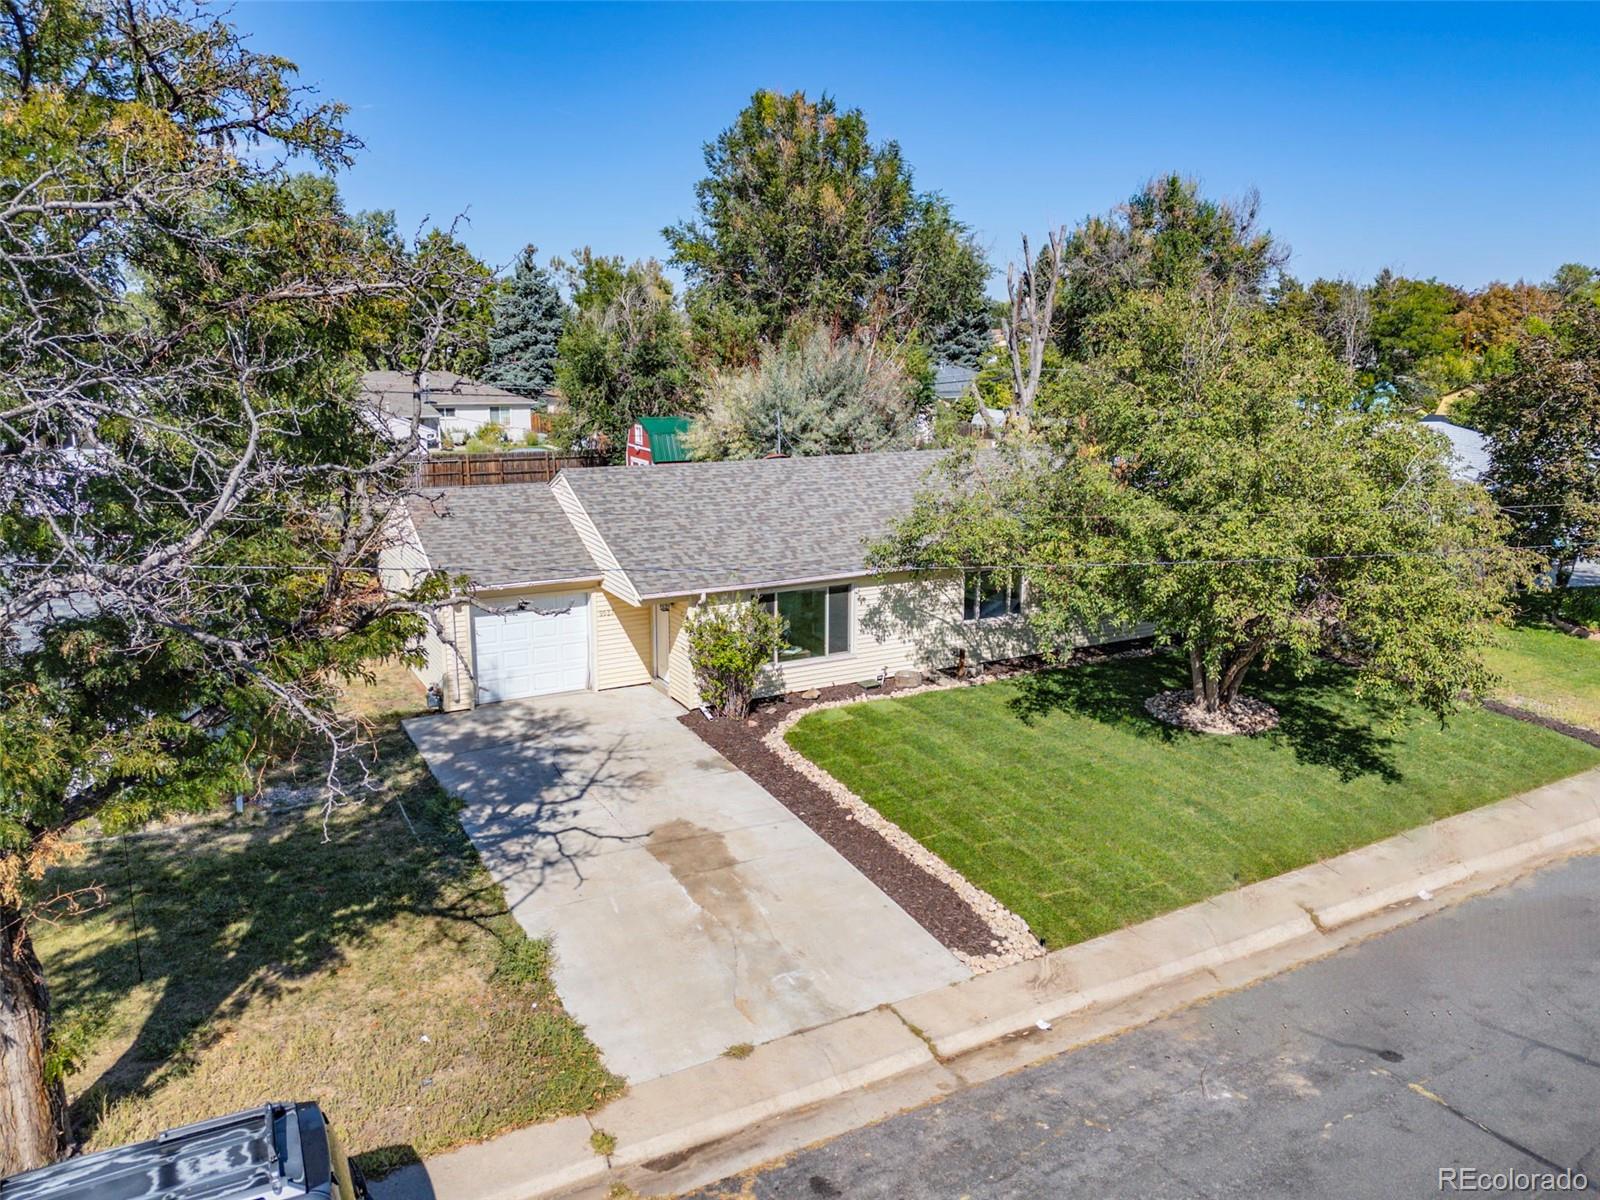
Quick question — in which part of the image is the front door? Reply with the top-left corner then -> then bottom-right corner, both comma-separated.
652,604 -> 670,684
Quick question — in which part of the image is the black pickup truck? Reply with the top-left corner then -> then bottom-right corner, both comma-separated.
1,1103 -> 368,1200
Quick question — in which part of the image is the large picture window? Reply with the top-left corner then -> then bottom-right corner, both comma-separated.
963,570 -> 1023,621
756,585 -> 851,661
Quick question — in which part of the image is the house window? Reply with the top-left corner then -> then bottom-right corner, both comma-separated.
436,406 -> 456,417
488,405 -> 511,425
963,570 -> 1023,621
756,585 -> 851,661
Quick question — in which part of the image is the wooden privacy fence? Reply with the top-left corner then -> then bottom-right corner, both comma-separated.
416,450 -> 605,488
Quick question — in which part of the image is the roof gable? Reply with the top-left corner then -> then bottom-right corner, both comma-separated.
406,483 -> 600,589
557,450 -> 949,598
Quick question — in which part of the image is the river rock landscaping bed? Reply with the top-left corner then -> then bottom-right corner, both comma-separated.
1143,689 -> 1281,735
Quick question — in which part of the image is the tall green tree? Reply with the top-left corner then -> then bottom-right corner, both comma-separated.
0,0 -> 480,1168
1274,276 -> 1375,378
690,330 -> 920,460
877,285 -> 1524,718
485,244 -> 566,397
551,251 -> 692,461
1054,174 -> 1286,356
1367,272 -> 1470,407
664,90 -> 990,365
1478,298 -> 1600,590
346,211 -> 497,376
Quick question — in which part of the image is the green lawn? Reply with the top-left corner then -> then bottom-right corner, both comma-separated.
37,664 -> 619,1175
786,654 -> 1600,949
1483,621 -> 1600,732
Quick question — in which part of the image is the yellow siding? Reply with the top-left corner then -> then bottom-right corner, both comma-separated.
427,602 -> 473,711
377,508 -> 474,707
594,590 -> 651,690
757,572 -> 1035,695
667,600 -> 701,709
676,572 -> 1139,701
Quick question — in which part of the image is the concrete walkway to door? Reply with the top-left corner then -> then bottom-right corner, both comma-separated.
403,687 -> 968,1082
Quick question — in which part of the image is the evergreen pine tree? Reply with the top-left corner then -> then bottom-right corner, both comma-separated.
485,244 -> 566,397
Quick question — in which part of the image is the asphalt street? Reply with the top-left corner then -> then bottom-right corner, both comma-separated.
685,853 -> 1600,1200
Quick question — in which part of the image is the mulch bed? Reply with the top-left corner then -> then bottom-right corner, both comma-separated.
678,650 -> 1143,960
1482,698 -> 1600,750
682,674 -> 998,958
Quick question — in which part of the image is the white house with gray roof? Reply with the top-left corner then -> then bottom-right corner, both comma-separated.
359,369 -> 551,448
380,450 -> 1130,711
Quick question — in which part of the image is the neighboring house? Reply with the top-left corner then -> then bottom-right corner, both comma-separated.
359,370 -> 554,446
380,450 -> 1137,711
625,416 -> 695,466
1421,415 -> 1597,587
1421,415 -> 1491,483
932,362 -> 979,404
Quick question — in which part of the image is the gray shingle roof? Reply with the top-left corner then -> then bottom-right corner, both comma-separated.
360,370 -> 540,420
932,362 -> 979,401
559,450 -> 950,597
407,484 -> 600,588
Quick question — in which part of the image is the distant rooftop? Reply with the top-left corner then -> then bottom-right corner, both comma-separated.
359,370 -> 544,420
1421,415 -> 1489,482
932,362 -> 979,402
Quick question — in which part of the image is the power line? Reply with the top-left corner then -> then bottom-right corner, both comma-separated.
6,541 -> 1597,578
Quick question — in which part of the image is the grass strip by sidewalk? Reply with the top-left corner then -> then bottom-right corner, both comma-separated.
786,653 -> 1600,950
37,673 -> 620,1175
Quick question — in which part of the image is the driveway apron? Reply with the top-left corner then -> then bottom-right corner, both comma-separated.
404,686 -> 968,1082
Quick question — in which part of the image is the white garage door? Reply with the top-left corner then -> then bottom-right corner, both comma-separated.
472,593 -> 590,703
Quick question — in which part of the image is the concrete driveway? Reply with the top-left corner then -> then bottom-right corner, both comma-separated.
404,686 -> 967,1082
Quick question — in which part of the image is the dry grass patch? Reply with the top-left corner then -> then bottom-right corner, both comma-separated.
37,660 -> 620,1175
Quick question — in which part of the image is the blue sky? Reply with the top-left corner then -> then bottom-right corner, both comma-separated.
234,2 -> 1599,296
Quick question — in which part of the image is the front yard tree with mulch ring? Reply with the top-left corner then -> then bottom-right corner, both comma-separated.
784,653 -> 1600,950
875,283 -> 1529,731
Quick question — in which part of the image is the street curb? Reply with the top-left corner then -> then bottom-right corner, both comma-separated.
372,1116 -> 604,1200
371,766 -> 1600,1200
891,893 -> 1317,1059
599,1008 -> 932,1169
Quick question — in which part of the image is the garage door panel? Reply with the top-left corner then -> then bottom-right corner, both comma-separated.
473,594 -> 590,703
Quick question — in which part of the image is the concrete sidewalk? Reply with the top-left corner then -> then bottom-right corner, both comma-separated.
374,765 -> 1600,1200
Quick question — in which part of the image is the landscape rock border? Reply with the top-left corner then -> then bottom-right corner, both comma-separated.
764,675 -> 1044,972
681,642 -> 1156,974
1143,689 -> 1280,735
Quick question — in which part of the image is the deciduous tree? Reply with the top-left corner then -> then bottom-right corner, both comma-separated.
0,0 -> 483,1169
1054,175 -> 1285,356
664,91 -> 989,364
876,285 -> 1524,719
1478,299 -> 1600,590
551,251 -> 692,461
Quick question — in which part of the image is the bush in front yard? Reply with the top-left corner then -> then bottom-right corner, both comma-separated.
687,601 -> 786,719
